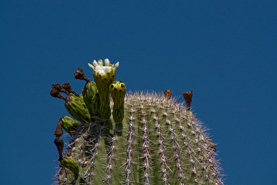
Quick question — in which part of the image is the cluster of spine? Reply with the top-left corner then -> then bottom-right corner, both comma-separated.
51,59 -> 223,185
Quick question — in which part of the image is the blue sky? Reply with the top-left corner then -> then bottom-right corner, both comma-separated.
0,0 -> 276,184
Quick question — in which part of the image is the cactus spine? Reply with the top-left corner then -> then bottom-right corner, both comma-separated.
51,59 -> 223,185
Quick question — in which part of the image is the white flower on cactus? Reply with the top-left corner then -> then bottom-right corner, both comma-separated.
93,60 -> 98,66
88,59 -> 119,76
104,58 -> 110,66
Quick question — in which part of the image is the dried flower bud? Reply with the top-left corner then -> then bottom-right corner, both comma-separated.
54,138 -> 64,161
62,82 -> 78,96
164,90 -> 172,100
74,68 -> 90,82
52,83 -> 69,95
183,90 -> 193,110
50,87 -> 66,100
54,118 -> 63,138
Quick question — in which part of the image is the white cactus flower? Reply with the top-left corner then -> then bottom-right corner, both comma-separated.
88,62 -> 95,70
93,60 -> 98,66
104,58 -> 110,66
88,59 -> 119,76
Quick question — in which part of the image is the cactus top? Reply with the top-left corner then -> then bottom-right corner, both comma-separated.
51,59 -> 224,185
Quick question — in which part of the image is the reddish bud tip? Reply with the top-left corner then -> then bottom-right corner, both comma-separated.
183,90 -> 193,110
164,89 -> 172,100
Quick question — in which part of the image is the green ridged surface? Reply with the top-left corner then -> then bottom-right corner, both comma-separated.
56,93 -> 223,185
52,59 -> 223,185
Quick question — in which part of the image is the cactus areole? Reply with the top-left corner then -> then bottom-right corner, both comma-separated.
51,59 -> 223,185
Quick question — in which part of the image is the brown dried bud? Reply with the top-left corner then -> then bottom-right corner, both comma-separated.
207,138 -> 217,153
62,82 -> 71,91
164,89 -> 172,100
50,87 -> 66,100
74,68 -> 90,82
211,143 -> 217,153
54,118 -> 63,138
62,82 -> 78,96
53,83 -> 70,95
183,90 -> 193,110
54,138 -> 64,161
53,83 -> 62,90
50,87 -> 59,97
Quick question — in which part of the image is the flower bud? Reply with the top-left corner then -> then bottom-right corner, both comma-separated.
110,81 -> 126,123
54,138 -> 64,161
164,89 -> 172,100
65,94 -> 91,123
74,68 -> 90,82
54,118 -> 63,138
82,82 -> 98,116
62,82 -> 78,96
60,157 -> 79,175
183,90 -> 193,110
60,116 -> 80,136
50,87 -> 66,100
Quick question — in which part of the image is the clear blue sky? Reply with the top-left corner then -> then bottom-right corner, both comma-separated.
0,0 -> 276,184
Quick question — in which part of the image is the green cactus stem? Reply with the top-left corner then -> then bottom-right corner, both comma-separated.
51,58 -> 223,185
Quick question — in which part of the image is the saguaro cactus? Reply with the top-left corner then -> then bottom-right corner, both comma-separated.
51,59 -> 223,185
